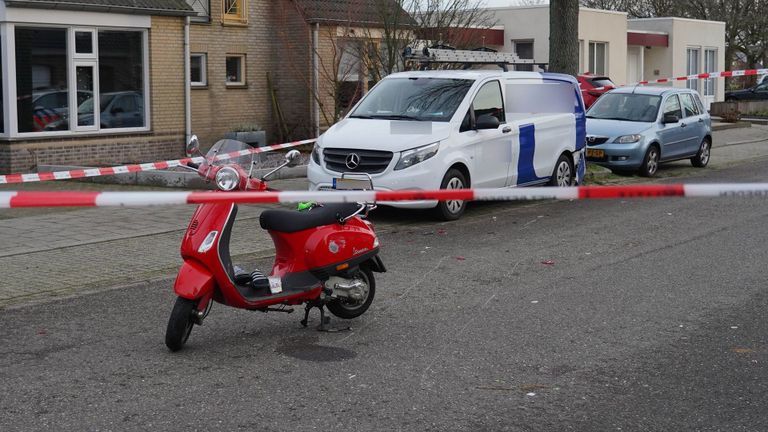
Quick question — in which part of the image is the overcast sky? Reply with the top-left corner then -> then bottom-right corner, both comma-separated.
481,0 -> 548,7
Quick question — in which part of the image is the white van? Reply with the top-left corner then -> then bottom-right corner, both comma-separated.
308,70 -> 587,220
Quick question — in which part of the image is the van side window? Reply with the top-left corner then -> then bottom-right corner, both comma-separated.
460,110 -> 472,132
662,95 -> 683,119
473,81 -> 505,124
680,93 -> 700,117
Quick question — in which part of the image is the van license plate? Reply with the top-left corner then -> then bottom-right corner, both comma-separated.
333,177 -> 373,190
586,149 -> 605,158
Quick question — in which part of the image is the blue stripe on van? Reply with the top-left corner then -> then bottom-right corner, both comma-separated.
517,124 -> 547,186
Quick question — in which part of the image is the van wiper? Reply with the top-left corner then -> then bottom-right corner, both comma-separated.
369,114 -> 422,121
349,115 -> 375,119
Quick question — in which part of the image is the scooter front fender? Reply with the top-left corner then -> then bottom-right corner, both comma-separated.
174,260 -> 216,300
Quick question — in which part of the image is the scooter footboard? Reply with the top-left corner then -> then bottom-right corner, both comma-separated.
174,260 -> 216,300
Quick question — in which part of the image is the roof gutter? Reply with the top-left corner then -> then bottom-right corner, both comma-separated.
3,1 -> 197,16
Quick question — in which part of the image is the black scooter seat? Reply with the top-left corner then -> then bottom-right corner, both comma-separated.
260,203 -> 361,233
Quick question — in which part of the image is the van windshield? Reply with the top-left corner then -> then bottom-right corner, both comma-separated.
350,78 -> 474,122
587,93 -> 662,123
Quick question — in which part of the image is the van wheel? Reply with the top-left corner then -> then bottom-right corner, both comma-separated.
548,154 -> 574,186
639,145 -> 660,177
691,138 -> 711,168
434,168 -> 468,221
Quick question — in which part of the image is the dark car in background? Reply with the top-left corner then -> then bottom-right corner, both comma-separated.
578,74 -> 616,108
725,80 -> 768,101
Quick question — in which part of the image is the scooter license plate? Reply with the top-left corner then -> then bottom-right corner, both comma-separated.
268,276 -> 282,294
333,177 -> 373,190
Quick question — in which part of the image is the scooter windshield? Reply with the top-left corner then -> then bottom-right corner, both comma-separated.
206,139 -> 255,169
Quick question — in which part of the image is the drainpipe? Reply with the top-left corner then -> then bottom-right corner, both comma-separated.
313,22 -> 320,137
184,16 -> 191,150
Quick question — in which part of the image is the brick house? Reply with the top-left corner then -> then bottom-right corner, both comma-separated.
0,0 -> 196,174
187,0 -> 412,146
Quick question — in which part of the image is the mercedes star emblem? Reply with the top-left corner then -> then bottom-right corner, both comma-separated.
345,153 -> 361,170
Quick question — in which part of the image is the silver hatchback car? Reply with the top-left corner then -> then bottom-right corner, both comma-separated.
585,87 -> 712,176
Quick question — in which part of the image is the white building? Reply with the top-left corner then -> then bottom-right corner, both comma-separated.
482,5 -> 726,106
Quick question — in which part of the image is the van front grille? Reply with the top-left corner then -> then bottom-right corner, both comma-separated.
323,148 -> 393,174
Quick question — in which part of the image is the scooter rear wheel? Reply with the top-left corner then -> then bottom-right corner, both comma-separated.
165,297 -> 196,352
327,268 -> 375,319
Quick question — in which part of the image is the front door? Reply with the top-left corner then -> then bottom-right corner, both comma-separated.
657,94 -> 689,159
458,81 -> 511,188
627,46 -> 643,85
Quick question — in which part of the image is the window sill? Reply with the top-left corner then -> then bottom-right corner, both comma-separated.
191,84 -> 208,89
225,83 -> 248,89
0,129 -> 155,142
221,19 -> 248,27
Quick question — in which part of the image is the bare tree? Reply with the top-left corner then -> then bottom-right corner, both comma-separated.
549,0 -> 579,75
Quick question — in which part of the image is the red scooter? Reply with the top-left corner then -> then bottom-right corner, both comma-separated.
165,136 -> 385,351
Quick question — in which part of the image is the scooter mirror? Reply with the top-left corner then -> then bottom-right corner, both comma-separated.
284,149 -> 301,167
186,135 -> 201,156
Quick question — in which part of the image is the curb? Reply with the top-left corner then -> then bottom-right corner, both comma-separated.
712,121 -> 752,131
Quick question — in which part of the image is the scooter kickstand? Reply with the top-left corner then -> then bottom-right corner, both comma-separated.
300,303 -> 312,328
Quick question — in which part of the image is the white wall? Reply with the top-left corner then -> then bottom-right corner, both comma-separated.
629,18 -> 726,102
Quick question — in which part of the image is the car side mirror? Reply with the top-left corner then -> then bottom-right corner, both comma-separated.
662,114 -> 679,124
475,114 -> 500,130
284,149 -> 301,167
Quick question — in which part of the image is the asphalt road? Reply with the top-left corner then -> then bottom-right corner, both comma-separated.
1,159 -> 767,431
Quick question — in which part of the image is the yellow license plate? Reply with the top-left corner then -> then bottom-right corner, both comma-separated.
586,149 -> 605,158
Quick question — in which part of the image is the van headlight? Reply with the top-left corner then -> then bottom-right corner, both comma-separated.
614,135 -> 643,144
215,167 -> 240,191
311,144 -> 321,165
394,142 -> 439,171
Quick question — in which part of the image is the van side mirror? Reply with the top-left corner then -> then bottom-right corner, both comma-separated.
476,114 -> 500,130
662,113 -> 679,124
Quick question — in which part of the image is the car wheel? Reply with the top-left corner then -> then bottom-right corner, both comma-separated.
548,154 -> 574,186
691,138 -> 711,168
433,168 -> 468,221
639,145 -> 660,177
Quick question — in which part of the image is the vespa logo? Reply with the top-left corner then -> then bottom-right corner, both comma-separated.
345,153 -> 361,170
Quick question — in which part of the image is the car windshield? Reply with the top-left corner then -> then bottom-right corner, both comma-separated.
587,93 -> 662,122
206,139 -> 254,168
350,78 -> 474,122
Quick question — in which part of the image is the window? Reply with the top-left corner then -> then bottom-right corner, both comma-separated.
704,49 -> 717,97
12,26 -> 147,135
663,95 -> 682,119
512,40 -> 533,72
222,0 -> 247,24
686,48 -> 700,91
588,42 -> 607,75
225,55 -> 245,86
191,54 -> 207,86
680,93 -> 700,118
186,0 -> 211,22
0,38 -> 4,134
16,27 -> 69,133
473,81 -> 505,124
98,30 -> 145,129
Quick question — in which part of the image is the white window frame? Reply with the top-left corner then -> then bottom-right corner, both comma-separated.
71,60 -> 100,132
703,48 -> 717,97
225,54 -> 246,86
72,28 -> 97,59
686,47 -> 701,92
588,41 -> 608,76
190,53 -> 207,87
1,25 -> 150,138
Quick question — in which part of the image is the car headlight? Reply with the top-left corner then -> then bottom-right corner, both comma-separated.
394,142 -> 439,171
215,167 -> 240,191
614,135 -> 643,144
311,144 -> 321,165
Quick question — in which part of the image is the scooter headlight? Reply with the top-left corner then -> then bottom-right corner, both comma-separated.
215,167 -> 240,191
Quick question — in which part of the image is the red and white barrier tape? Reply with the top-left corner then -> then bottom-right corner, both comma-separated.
0,138 -> 317,185
2,184 -> 768,209
590,68 -> 768,91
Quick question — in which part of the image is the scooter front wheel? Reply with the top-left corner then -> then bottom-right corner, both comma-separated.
327,268 -> 376,319
165,297 -> 196,352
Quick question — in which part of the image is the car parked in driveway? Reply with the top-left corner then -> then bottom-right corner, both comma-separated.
585,87 -> 712,177
725,80 -> 768,101
578,74 -> 616,109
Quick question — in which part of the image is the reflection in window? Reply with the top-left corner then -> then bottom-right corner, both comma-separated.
98,31 -> 144,129
226,55 -> 245,85
16,27 -> 69,132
